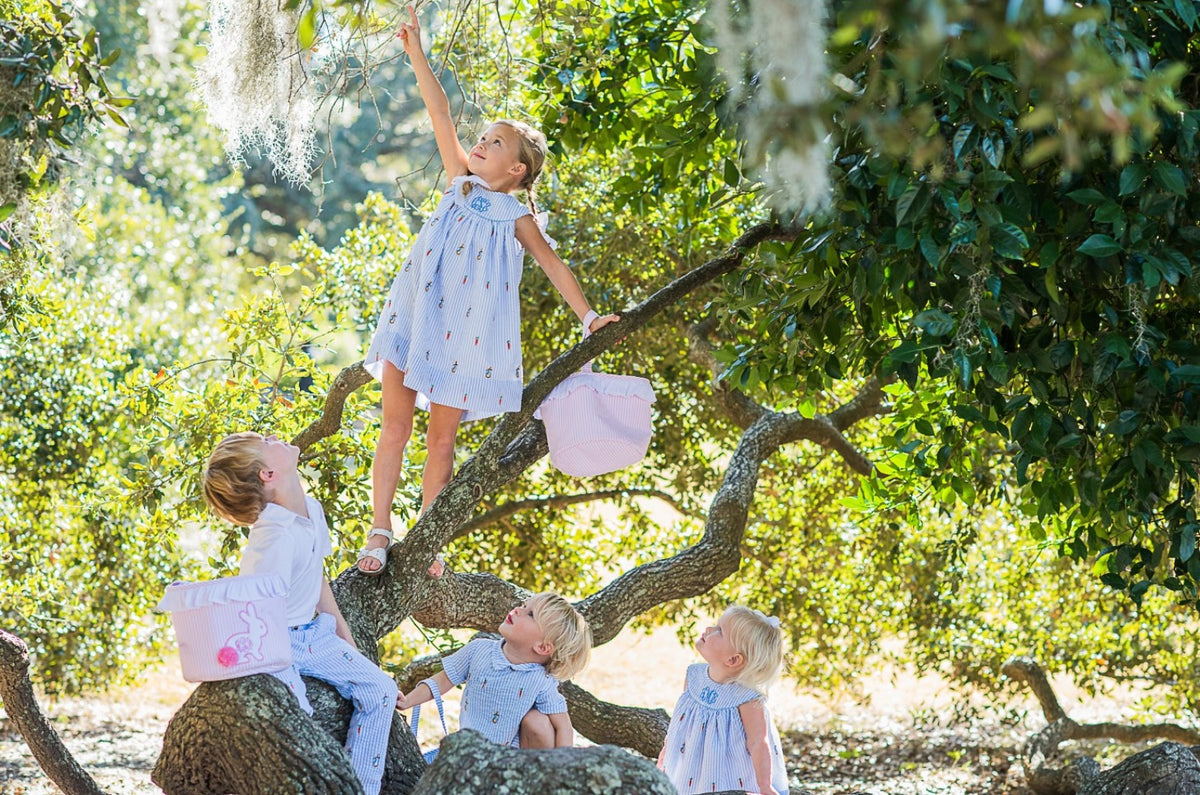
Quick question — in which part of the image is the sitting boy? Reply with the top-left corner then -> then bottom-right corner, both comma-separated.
397,592 -> 592,749
203,431 -> 398,795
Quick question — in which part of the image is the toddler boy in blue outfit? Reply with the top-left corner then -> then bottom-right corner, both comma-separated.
397,592 -> 592,748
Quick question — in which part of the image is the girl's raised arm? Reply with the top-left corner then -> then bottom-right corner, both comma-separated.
397,5 -> 468,183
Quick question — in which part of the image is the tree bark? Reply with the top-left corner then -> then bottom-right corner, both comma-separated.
152,674 -> 424,795
1003,655 -> 1200,794
409,729 -> 676,795
0,629 -> 105,795
1079,742 -> 1200,795
559,681 -> 669,759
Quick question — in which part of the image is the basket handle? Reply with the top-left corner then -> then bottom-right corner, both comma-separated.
409,677 -> 448,739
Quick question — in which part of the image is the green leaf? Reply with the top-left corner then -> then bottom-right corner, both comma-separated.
1077,234 -> 1121,258
1066,188 -> 1106,206
298,6 -> 318,49
723,158 -> 739,188
895,184 -> 928,226
1181,529 -> 1197,563
919,235 -> 940,266
1169,365 -> 1200,384
1118,163 -> 1147,196
981,133 -> 1004,168
913,308 -> 955,337
0,203 -> 15,222
992,223 -> 1029,260
1152,162 -> 1187,196
952,123 -> 976,161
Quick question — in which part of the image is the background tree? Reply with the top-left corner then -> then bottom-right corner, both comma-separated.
3,0 -> 1200,792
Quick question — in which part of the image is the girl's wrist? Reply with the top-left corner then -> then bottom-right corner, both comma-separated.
582,309 -> 598,331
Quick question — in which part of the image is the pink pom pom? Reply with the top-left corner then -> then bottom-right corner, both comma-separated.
216,646 -> 239,667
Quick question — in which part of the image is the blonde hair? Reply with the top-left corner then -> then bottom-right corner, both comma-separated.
528,592 -> 592,680
464,119 -> 548,215
721,605 -> 784,693
202,432 -> 268,525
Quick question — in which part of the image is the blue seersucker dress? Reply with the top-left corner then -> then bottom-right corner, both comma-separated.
661,663 -> 789,795
365,174 -> 553,422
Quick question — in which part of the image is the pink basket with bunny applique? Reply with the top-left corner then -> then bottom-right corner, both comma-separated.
157,574 -> 291,682
535,361 -> 656,477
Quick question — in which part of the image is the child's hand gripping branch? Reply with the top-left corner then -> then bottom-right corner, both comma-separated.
397,593 -> 593,751
357,5 -> 616,577
656,606 -> 790,795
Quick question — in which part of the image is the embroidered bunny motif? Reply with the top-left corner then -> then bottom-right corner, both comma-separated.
216,603 -> 269,667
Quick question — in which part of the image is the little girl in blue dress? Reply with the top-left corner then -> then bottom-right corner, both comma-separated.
358,6 -> 617,574
657,606 -> 790,795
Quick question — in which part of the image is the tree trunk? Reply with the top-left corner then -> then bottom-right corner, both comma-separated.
0,629 -> 105,795
1078,742 -> 1200,795
409,729 -> 676,794
152,674 -> 425,794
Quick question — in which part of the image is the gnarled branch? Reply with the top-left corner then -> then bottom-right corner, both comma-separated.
1003,655 -> 1200,794
0,629 -> 105,795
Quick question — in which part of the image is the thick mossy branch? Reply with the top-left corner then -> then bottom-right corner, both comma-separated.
0,629 -> 105,795
153,674 -> 424,795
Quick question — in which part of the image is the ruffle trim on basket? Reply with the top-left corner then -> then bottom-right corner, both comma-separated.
156,573 -> 289,612
537,371 -> 656,413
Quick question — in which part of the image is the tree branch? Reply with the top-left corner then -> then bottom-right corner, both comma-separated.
333,222 -> 793,639
685,318 -> 767,427
0,629 -> 105,795
687,320 -> 886,475
559,681 -> 669,759
1002,654 -> 1200,794
293,361 -> 372,454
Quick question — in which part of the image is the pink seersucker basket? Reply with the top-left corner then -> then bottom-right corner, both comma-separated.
535,361 -> 656,477
157,574 -> 291,682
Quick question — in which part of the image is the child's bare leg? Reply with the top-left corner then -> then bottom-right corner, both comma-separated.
518,709 -> 555,749
416,403 -> 462,578
422,403 -> 463,511
361,364 -> 417,573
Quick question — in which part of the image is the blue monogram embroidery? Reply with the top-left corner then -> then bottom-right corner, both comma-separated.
698,686 -> 718,705
469,194 -> 492,213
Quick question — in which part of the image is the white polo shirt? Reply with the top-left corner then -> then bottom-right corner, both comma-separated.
239,496 -> 333,626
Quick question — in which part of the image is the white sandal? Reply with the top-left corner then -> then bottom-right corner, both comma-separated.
356,528 -> 394,576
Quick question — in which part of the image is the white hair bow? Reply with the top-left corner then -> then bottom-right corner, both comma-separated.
753,609 -> 781,628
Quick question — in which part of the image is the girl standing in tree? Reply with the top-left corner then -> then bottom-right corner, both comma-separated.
357,6 -> 617,575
